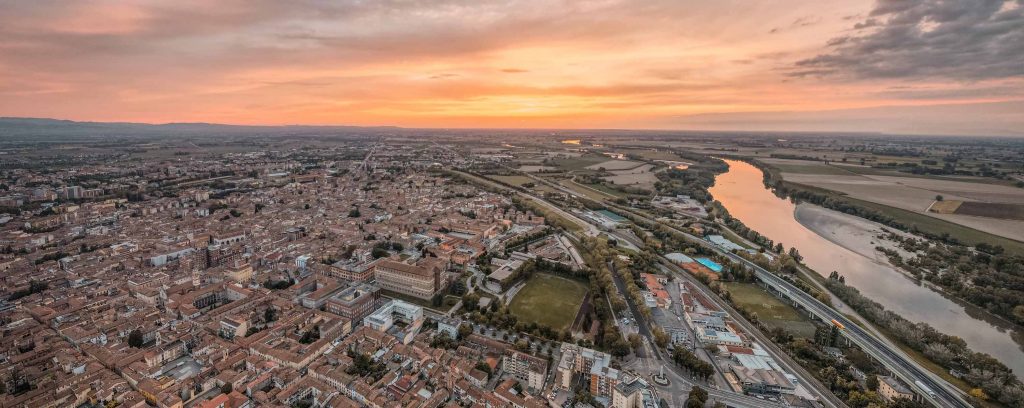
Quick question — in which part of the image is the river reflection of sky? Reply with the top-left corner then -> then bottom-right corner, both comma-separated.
710,159 -> 1024,374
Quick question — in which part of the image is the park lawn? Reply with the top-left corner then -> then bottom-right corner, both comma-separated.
509,273 -> 588,332
724,282 -> 817,339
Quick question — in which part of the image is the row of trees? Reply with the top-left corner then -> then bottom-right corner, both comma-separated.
685,386 -> 710,408
653,161 -> 724,204
825,276 -> 1023,405
671,347 -> 714,380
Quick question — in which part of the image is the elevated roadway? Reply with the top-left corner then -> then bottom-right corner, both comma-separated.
625,209 -> 971,408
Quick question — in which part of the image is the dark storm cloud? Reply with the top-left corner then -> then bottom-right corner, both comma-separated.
793,0 -> 1024,80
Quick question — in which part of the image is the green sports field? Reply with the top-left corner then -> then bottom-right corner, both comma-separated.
508,273 -> 588,331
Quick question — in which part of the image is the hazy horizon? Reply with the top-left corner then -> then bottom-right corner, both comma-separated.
4,112 -> 1024,139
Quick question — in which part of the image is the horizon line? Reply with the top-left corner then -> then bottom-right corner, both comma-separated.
5,116 -> 1024,139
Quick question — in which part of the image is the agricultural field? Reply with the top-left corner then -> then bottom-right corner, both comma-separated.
508,273 -> 589,331
602,163 -> 658,187
559,178 -> 616,201
530,183 -> 560,195
518,165 -> 558,172
723,282 -> 817,339
586,159 -> 644,171
927,200 -> 963,214
953,201 -> 1024,220
548,154 -> 609,171
842,195 -> 1024,255
578,181 -> 626,198
779,168 -> 1024,242
489,175 -> 535,187
758,158 -> 858,175
617,148 -> 685,161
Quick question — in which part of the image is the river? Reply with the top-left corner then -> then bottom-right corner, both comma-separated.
709,159 -> 1024,375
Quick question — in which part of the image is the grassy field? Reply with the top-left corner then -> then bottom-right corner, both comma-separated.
557,178 -> 616,201
583,182 -> 627,198
586,159 -> 645,171
569,183 -> 611,201
603,164 -> 658,186
724,282 -> 817,338
490,175 -> 535,187
836,164 -> 1018,187
531,184 -> 560,195
929,200 -> 963,213
771,163 -> 858,176
509,273 -> 589,331
549,155 -> 609,171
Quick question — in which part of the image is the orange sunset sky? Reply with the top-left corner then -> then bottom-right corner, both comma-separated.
0,0 -> 1022,135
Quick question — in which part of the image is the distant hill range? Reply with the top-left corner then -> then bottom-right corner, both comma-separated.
0,117 -> 402,140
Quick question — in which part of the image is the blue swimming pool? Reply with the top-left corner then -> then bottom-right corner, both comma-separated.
695,257 -> 723,273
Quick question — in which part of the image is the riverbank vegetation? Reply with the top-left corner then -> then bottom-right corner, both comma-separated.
687,157 -> 1023,405
824,275 -> 1023,406
875,231 -> 1024,326
752,157 -> 1024,338
652,153 -> 727,203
